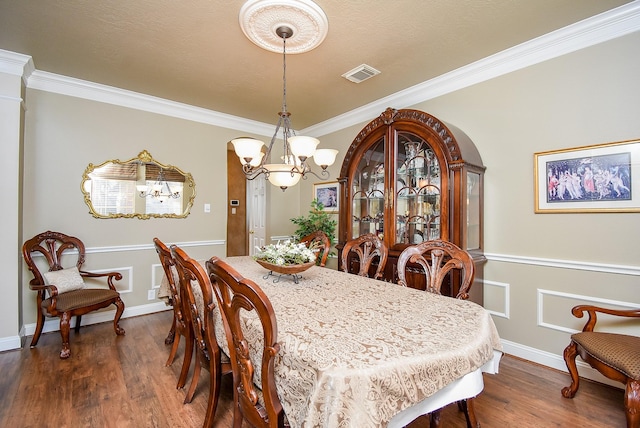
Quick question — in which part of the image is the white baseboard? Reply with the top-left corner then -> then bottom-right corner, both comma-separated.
0,335 -> 22,352
501,339 -> 622,389
0,301 -> 171,352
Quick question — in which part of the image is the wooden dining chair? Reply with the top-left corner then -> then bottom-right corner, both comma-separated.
397,239 -> 477,428
153,238 -> 192,386
206,256 -> 289,428
397,239 -> 475,300
340,233 -> 388,279
171,246 -> 232,426
561,305 -> 640,428
22,230 -> 125,359
299,231 -> 331,267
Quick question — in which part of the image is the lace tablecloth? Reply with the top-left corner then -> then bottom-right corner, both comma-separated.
221,256 -> 502,428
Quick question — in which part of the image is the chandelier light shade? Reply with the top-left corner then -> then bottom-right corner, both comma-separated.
137,169 -> 180,201
264,163 -> 303,188
231,138 -> 264,163
312,148 -> 339,168
232,10 -> 337,191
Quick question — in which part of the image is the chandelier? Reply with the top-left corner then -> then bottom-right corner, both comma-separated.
136,168 -> 180,201
231,24 -> 338,191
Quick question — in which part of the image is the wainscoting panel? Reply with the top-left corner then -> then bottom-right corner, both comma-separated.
483,279 -> 510,319
537,288 -> 639,335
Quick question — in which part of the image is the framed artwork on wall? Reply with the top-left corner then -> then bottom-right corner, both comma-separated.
534,139 -> 640,213
313,181 -> 339,213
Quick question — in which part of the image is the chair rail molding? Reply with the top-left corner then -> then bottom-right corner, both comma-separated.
485,252 -> 640,276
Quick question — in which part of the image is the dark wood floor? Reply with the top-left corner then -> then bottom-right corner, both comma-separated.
0,310 -> 625,427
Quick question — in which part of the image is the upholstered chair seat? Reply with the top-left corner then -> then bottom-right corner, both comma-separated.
562,305 -> 640,428
41,288 -> 120,312
570,332 -> 640,380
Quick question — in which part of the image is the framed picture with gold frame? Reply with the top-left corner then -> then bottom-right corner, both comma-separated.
534,139 -> 640,213
313,181 -> 339,213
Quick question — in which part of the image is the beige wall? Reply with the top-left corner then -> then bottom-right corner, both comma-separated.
2,29 -> 639,386
19,89 -> 241,328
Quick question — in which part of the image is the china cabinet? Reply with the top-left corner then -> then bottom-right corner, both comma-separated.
337,108 -> 486,303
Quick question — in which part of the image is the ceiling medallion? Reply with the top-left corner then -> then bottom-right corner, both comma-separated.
239,0 -> 328,54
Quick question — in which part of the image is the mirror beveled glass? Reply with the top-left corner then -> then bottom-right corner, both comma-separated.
81,150 -> 196,219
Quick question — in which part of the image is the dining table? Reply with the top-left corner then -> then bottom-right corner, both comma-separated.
209,255 -> 502,428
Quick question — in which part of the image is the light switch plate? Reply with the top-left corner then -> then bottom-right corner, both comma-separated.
204,203 -> 211,213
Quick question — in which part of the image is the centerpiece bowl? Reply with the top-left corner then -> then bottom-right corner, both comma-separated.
255,259 -> 316,275
253,240 -> 319,283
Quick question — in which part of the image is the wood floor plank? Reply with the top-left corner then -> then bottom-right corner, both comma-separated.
0,311 -> 626,427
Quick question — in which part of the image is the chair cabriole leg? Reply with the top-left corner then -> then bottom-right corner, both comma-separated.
203,352 -> 223,428
165,331 -> 180,366
165,315 -> 177,345
461,398 -> 480,428
561,341 -> 580,398
75,314 -> 82,333
429,409 -> 441,427
177,331 -> 193,390
59,312 -> 71,359
31,310 -> 45,348
184,355 -> 201,404
113,298 -> 126,336
626,380 -> 640,428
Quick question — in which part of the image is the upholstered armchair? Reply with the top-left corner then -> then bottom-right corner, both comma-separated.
561,305 -> 640,428
22,231 -> 125,359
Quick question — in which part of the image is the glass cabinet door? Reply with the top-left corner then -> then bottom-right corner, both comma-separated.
351,137 -> 385,239
394,132 -> 441,246
466,171 -> 481,250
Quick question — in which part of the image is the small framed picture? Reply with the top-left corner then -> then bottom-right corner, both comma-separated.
534,139 -> 640,213
313,181 -> 339,213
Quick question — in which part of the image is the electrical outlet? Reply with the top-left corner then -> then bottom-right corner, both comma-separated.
147,289 -> 156,300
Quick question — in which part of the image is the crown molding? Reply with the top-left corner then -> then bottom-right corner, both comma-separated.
26,70 -> 275,137
302,1 -> 640,136
0,49 -> 34,85
2,2 -> 638,137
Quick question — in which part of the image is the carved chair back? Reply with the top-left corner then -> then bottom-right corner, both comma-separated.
153,238 -> 190,369
397,239 -> 474,300
341,233 -> 388,279
299,231 -> 331,267
206,257 -> 288,428
171,245 -> 230,425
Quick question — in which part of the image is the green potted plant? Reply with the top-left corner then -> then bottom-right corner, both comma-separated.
290,199 -> 337,262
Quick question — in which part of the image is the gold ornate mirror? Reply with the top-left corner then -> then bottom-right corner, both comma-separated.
81,150 -> 196,219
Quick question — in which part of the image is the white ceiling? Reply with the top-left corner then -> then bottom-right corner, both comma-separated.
0,0 -> 634,129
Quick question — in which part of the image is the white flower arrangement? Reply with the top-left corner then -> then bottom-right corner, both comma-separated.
253,240 -> 318,266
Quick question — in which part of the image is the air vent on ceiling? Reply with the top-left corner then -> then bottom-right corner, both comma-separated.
342,64 -> 381,83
